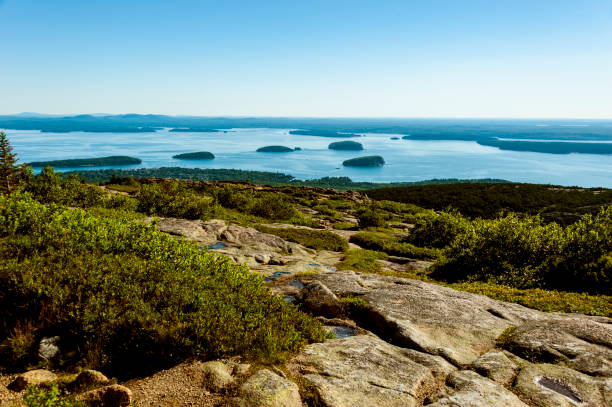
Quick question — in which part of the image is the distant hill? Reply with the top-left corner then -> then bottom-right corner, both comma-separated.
29,156 -> 142,168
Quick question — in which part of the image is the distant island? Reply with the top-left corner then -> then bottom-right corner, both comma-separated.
478,139 -> 612,155
256,146 -> 295,152
28,156 -> 142,168
328,141 -> 364,151
172,152 -> 215,160
290,129 -> 360,138
169,128 -> 219,133
342,155 -> 385,167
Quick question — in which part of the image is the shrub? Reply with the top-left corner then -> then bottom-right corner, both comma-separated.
26,167 -> 104,207
0,193 -> 325,377
432,213 -> 564,289
349,232 -> 439,260
24,385 -> 81,407
407,210 -> 471,248
250,192 -> 297,220
338,249 -> 389,273
255,225 -> 348,252
433,209 -> 612,295
103,194 -> 139,212
215,186 -> 297,221
544,208 -> 612,294
356,207 -> 387,228
136,181 -> 210,219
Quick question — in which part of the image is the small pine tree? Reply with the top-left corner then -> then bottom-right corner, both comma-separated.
0,131 -> 19,194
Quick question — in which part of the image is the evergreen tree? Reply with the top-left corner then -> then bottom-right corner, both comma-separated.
0,132 -> 19,194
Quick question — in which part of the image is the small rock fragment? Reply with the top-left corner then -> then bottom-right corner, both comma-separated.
236,369 -> 301,407
201,361 -> 234,391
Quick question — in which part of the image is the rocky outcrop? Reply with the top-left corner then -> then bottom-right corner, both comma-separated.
294,270 -> 612,407
428,370 -> 528,406
149,218 -> 342,281
292,334 -> 449,407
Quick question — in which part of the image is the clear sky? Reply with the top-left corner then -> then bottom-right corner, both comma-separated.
1,0 -> 611,118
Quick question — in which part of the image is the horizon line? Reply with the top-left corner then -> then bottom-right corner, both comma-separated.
2,112 -> 612,121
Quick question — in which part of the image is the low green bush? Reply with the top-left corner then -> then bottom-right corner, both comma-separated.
407,210 -> 471,248
356,207 -> 387,228
27,167 -> 104,208
338,249 -> 389,273
24,384 -> 83,407
136,181 -> 210,219
349,232 -> 439,260
255,225 -> 348,252
215,186 -> 297,220
433,209 -> 612,295
0,193 -> 325,377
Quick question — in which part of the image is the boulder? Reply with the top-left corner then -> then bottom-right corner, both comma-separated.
428,370 -> 528,407
201,361 -> 234,391
8,369 -> 56,391
294,334 -> 438,407
298,281 -> 343,318
38,336 -> 60,360
79,384 -> 133,407
236,369 -> 301,407
74,369 -> 110,390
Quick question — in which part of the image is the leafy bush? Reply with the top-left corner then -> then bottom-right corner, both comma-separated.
136,181 -> 210,219
544,208 -> 612,293
338,249 -> 389,273
356,207 -> 387,228
255,225 -> 348,252
215,186 -> 297,220
349,232 -> 439,260
433,209 -> 612,294
23,385 -> 83,407
27,167 -> 104,207
432,213 -> 563,288
102,194 -> 139,212
0,193 -> 325,377
407,211 -> 471,248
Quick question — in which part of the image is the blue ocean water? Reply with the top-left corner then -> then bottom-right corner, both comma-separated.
4,126 -> 612,187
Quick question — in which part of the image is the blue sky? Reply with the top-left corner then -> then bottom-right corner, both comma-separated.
1,0 -> 611,117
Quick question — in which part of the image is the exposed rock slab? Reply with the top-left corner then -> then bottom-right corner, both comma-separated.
310,270 -> 612,369
470,351 -> 519,386
514,363 -> 610,407
293,334 -> 441,407
428,370 -> 528,407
